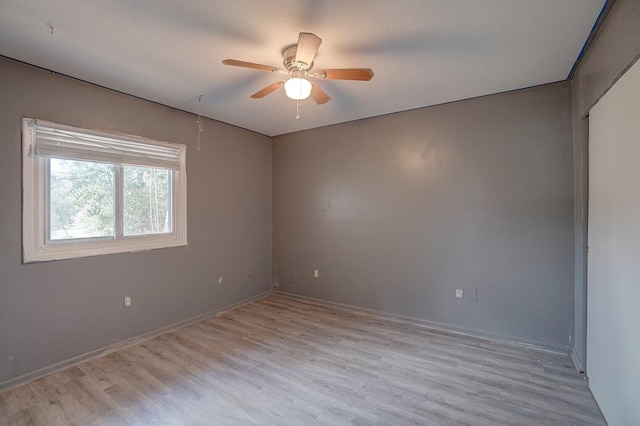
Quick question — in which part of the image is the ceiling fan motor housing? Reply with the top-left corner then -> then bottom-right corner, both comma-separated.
283,46 -> 312,72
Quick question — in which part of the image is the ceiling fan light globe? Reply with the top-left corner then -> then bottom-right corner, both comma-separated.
284,77 -> 312,100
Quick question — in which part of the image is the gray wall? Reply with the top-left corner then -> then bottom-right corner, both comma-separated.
570,0 -> 640,372
0,57 -> 272,390
273,82 -> 575,351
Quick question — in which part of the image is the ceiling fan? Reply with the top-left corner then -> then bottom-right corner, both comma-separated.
222,32 -> 374,105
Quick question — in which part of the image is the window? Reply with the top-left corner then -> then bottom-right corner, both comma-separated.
22,118 -> 187,262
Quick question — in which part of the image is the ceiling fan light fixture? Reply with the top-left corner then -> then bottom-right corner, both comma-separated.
284,76 -> 312,100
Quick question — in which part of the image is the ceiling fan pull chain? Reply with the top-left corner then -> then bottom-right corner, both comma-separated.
296,99 -> 301,120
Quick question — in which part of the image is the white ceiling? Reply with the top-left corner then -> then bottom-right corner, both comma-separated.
0,0 -> 605,137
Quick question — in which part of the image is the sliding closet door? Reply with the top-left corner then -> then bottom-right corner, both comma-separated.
587,58 -> 640,426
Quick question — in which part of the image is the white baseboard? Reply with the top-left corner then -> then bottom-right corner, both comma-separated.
571,347 -> 586,374
0,290 -> 272,394
275,291 -> 571,356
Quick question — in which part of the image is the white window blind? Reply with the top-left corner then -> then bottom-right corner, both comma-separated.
26,118 -> 183,170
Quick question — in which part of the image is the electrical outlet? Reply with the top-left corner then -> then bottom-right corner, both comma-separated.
314,269 -> 319,278
123,295 -> 132,308
455,288 -> 464,299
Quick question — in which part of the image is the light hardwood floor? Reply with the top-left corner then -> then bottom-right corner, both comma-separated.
0,295 -> 606,425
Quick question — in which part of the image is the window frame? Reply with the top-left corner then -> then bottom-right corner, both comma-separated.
22,118 -> 187,263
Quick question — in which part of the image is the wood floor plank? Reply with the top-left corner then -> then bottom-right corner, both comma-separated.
0,295 -> 606,425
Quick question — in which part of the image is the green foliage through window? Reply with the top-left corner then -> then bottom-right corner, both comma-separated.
123,166 -> 170,236
48,159 -> 171,240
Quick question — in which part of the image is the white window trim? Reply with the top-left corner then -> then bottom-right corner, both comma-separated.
22,118 -> 187,263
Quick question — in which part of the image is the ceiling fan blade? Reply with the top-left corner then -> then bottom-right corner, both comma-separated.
250,81 -> 285,99
222,59 -> 283,73
310,83 -> 331,105
313,68 -> 374,81
295,32 -> 322,68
